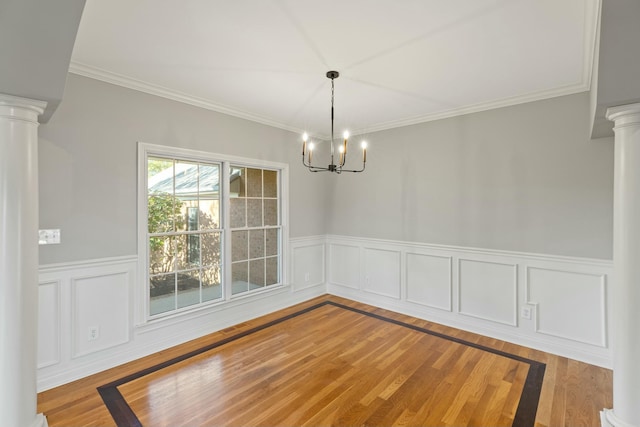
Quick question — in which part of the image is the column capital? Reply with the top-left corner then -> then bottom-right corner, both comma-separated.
606,102 -> 640,127
0,93 -> 47,123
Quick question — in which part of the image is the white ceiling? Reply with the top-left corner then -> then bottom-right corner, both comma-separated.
70,0 -> 599,140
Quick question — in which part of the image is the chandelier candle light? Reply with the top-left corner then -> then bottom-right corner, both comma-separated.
302,71 -> 367,173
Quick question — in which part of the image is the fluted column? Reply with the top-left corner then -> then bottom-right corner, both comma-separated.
0,94 -> 48,427
602,102 -> 640,427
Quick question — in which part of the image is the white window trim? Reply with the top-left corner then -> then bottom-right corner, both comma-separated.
136,142 -> 289,326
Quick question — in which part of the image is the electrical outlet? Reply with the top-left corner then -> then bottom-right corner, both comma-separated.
38,229 -> 61,245
521,306 -> 532,320
304,272 -> 310,282
88,326 -> 100,341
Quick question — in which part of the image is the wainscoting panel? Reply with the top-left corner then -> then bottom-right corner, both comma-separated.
71,272 -> 131,358
458,259 -> 518,327
406,253 -> 452,311
329,243 -> 360,289
291,239 -> 325,291
325,235 -> 613,368
527,267 -> 607,347
362,248 -> 401,299
38,281 -> 60,368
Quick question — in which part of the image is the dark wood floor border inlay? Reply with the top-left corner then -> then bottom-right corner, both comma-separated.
98,301 -> 546,427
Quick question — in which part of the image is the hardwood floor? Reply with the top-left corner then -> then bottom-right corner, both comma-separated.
37,295 -> 612,426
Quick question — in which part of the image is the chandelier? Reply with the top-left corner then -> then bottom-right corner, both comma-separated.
302,71 -> 367,173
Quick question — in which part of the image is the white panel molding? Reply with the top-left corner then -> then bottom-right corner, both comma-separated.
325,234 -> 613,368
362,247 -> 401,299
526,266 -> 608,348
406,252 -> 452,311
70,271 -> 131,358
328,243 -> 361,289
290,236 -> 326,291
457,259 -> 518,327
37,280 -> 61,369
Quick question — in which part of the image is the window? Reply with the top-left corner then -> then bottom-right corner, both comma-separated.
139,143 -> 286,320
230,166 -> 280,295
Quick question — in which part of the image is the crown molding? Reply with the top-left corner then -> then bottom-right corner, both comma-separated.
68,61 -> 305,136
352,82 -> 591,136
582,0 -> 600,93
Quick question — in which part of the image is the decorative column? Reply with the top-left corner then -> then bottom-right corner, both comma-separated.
602,102 -> 640,427
0,94 -> 48,427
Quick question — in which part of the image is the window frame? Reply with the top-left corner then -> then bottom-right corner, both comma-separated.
137,142 -> 289,325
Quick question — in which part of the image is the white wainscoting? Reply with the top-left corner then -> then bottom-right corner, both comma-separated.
527,267 -> 607,348
38,256 -> 137,390
326,235 -> 613,368
37,236 -> 326,391
290,238 -> 326,291
38,234 -> 612,390
71,271 -> 131,358
458,259 -> 518,327
363,247 -> 401,299
37,280 -> 61,369
329,243 -> 360,289
406,253 -> 452,311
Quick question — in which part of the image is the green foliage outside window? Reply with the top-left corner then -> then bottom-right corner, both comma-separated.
148,191 -> 221,284
148,192 -> 184,275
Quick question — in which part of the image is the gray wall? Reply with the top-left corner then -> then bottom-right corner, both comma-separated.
326,92 -> 614,260
0,0 -> 85,121
39,74 -> 330,264
40,76 -> 614,264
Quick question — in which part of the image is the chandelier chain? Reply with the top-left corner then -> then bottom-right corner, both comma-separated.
330,76 -> 335,159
